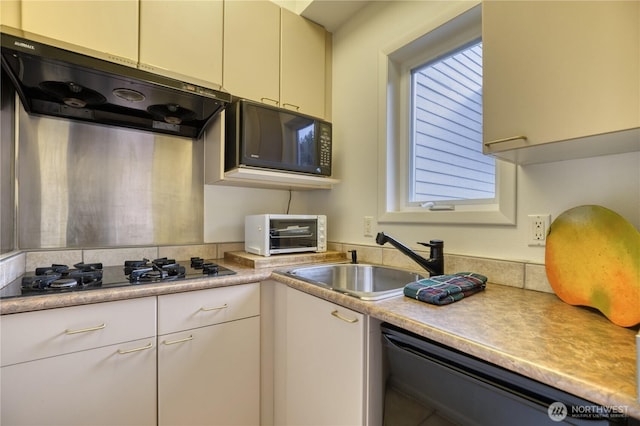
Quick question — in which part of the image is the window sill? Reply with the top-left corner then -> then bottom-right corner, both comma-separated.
378,158 -> 517,225
379,209 -> 516,225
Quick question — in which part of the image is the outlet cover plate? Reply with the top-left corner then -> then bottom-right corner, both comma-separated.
364,216 -> 373,237
528,214 -> 551,246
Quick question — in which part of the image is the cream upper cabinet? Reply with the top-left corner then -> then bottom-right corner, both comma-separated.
20,0 -> 139,66
482,1 -> 640,161
139,0 -> 223,89
223,0 -> 280,104
280,7 -> 326,119
224,3 -> 328,119
1,0 -> 21,28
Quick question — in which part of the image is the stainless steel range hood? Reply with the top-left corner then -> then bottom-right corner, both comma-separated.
1,25 -> 231,139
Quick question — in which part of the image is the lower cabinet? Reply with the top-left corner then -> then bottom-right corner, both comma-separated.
0,297 -> 157,426
281,286 -> 367,425
1,280 -> 382,426
157,283 -> 261,426
0,284 -> 261,426
1,337 -> 157,426
158,317 -> 260,426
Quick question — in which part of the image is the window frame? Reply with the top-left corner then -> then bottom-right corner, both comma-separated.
376,4 -> 516,225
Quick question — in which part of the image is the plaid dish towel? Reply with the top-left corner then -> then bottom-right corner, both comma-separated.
404,272 -> 488,305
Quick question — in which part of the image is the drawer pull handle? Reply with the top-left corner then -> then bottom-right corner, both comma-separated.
331,310 -> 358,323
163,335 -> 194,346
485,135 -> 528,146
282,103 -> 300,111
200,303 -> 228,312
260,97 -> 279,106
117,342 -> 153,354
65,323 -> 106,335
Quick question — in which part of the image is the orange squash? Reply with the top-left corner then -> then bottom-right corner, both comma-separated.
545,205 -> 640,327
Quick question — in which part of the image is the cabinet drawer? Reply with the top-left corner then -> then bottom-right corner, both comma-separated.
158,283 -> 260,335
1,297 -> 156,367
1,336 -> 157,426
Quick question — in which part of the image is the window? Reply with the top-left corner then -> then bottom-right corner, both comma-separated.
410,41 -> 493,204
378,5 -> 515,224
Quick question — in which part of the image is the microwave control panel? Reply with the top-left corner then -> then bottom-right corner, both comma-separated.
319,122 -> 332,170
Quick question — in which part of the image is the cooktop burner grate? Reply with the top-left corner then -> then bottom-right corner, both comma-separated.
6,257 -> 235,299
21,262 -> 104,291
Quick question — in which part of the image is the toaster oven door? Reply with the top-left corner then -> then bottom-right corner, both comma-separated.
269,219 -> 318,253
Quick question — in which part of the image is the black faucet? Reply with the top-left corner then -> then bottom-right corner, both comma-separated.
375,232 -> 444,277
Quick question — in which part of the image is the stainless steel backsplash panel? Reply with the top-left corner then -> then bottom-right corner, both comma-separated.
1,70 -> 16,254
17,105 -> 204,249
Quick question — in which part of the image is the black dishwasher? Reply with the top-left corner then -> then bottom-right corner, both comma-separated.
381,323 -> 632,426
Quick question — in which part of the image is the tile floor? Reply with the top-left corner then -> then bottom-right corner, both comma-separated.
383,386 -> 458,426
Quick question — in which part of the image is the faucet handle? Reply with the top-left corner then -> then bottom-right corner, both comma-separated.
417,239 -> 443,248
418,240 -> 444,261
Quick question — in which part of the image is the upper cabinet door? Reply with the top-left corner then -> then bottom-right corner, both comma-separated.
280,8 -> 327,119
21,0 -> 139,65
483,1 -> 640,155
139,0 -> 223,89
223,0 -> 280,105
1,0 -> 21,28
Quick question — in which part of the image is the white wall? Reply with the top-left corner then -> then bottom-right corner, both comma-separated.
298,0 -> 640,264
204,185 -> 295,242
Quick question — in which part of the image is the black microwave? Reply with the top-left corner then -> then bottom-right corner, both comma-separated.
224,99 -> 332,176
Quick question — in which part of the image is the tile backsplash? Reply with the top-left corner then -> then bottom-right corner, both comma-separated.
0,252 -> 25,290
0,241 -> 554,294
332,242 -> 554,294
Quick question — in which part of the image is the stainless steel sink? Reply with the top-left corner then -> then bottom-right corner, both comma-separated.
283,263 -> 426,301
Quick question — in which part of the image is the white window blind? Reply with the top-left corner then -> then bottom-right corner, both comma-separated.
410,41 -> 494,203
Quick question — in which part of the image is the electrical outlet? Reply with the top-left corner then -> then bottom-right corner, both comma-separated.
528,214 -> 551,246
363,216 -> 373,237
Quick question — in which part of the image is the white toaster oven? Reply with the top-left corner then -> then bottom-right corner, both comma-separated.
245,214 -> 327,256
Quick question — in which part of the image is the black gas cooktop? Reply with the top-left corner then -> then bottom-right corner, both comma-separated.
0,257 -> 235,299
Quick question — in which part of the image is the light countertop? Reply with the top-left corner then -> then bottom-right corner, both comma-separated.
274,270 -> 640,419
0,259 -> 273,315
1,259 -> 638,418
